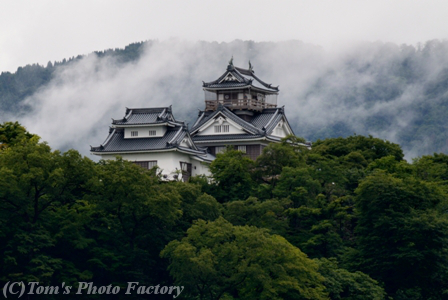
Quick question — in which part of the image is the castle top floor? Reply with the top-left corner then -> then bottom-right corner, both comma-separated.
202,59 -> 279,112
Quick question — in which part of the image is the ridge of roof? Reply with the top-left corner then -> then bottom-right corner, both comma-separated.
262,106 -> 296,136
234,66 -> 253,76
191,106 -> 292,136
90,127 -> 116,151
264,113 -> 284,135
192,110 -> 205,128
192,133 -> 265,142
217,105 -> 264,134
262,108 -> 280,132
112,106 -> 176,125
203,63 -> 279,92
190,105 -> 263,135
91,124 -> 204,154
168,126 -> 186,145
125,107 -> 169,114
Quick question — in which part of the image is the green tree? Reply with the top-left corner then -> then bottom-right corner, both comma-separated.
87,157 -> 183,285
272,164 -> 354,258
354,171 -> 448,299
0,136 -> 96,285
311,135 -> 404,163
254,141 -> 303,192
209,148 -> 254,202
0,136 -> 95,225
273,166 -> 322,208
223,196 -> 288,235
316,258 -> 385,300
413,153 -> 448,185
0,121 -> 34,149
162,217 -> 328,300
173,181 -> 222,230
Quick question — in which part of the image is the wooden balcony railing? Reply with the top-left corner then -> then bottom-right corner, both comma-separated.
205,99 -> 277,111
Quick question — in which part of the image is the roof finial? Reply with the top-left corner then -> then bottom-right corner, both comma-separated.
228,56 -> 233,66
249,60 -> 253,72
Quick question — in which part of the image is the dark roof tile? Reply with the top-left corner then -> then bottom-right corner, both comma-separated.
203,65 -> 279,93
190,106 -> 295,141
112,106 -> 176,125
91,126 -> 202,154
192,134 -> 264,142
190,105 -> 263,135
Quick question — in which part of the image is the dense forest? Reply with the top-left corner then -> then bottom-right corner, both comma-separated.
1,121 -> 448,299
1,39 -> 448,159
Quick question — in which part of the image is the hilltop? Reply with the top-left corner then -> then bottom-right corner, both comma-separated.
1,39 -> 448,158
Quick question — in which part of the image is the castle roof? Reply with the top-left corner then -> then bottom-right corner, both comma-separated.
190,105 -> 293,137
92,126 -> 181,151
91,107 -> 213,162
112,106 -> 176,126
202,62 -> 279,93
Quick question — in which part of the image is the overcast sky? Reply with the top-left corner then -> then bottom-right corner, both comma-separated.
1,0 -> 448,72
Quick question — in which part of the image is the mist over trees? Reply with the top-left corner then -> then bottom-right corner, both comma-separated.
1,39 -> 448,159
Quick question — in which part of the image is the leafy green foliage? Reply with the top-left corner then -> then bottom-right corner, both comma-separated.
254,141 -> 303,187
2,123 -> 448,299
161,217 -> 328,300
354,171 -> 448,299
86,157 -> 184,285
209,148 -> 254,202
316,258 -> 385,300
223,196 -> 288,235
0,121 -> 34,149
0,135 -> 96,285
312,135 -> 404,163
413,153 -> 448,184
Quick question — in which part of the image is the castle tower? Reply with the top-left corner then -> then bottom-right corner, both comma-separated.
202,58 -> 279,122
190,60 -> 295,160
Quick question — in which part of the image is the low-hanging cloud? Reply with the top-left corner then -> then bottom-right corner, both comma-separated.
7,39 -> 448,160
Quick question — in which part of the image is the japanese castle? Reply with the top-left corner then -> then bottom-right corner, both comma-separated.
91,59 -> 298,181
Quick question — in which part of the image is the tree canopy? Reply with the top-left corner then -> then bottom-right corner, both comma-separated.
162,217 -> 328,300
1,123 -> 448,299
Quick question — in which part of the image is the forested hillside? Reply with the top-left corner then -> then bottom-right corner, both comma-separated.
1,122 -> 448,299
0,42 -> 145,114
1,39 -> 448,159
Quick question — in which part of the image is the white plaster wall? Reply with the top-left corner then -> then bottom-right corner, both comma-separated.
191,160 -> 211,177
180,137 -> 193,148
271,123 -> 287,138
122,151 -> 189,174
124,126 -> 167,139
98,151 -> 211,178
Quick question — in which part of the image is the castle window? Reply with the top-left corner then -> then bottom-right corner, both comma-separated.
134,160 -> 157,170
149,130 -> 156,136
214,125 -> 230,133
238,145 -> 246,153
131,131 -> 138,137
216,146 -> 226,154
148,161 -> 158,169
180,162 -> 192,182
